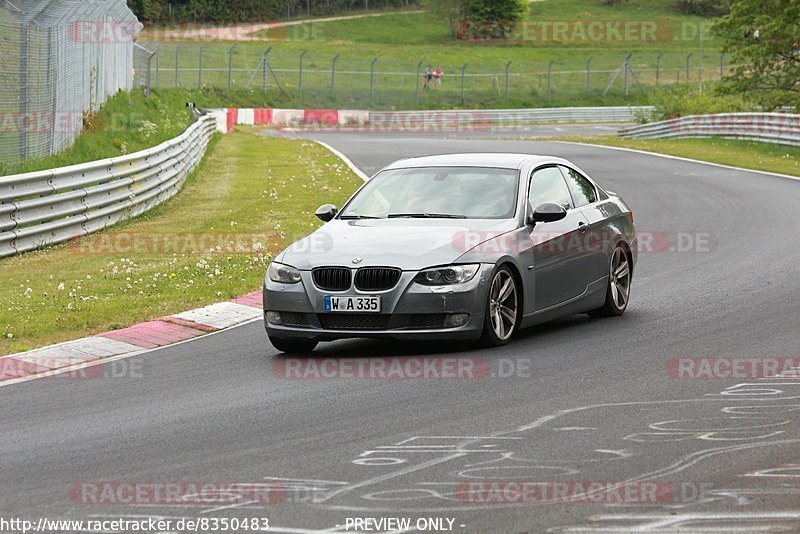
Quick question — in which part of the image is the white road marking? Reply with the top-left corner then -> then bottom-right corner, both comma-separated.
314,140 -> 370,181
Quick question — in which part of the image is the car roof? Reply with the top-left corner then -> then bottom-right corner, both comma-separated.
383,153 -> 569,171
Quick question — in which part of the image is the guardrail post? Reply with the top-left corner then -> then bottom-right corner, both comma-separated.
685,52 -> 693,83
656,52 -> 663,86
415,60 -> 422,105
175,44 -> 182,87
585,57 -> 592,95
547,60 -> 554,102
505,60 -> 512,99
331,54 -> 339,98
228,44 -> 237,89
299,50 -> 307,97
370,57 -> 377,105
461,63 -> 468,106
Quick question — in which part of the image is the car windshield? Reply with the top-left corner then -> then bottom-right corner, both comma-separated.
339,166 -> 520,220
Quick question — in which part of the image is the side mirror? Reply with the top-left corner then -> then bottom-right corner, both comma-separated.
315,204 -> 338,222
529,202 -> 567,224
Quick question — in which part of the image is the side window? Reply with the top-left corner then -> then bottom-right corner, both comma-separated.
528,167 -> 573,211
560,166 -> 597,207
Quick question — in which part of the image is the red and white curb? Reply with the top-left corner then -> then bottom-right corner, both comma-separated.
207,108 -> 369,133
0,291 -> 263,386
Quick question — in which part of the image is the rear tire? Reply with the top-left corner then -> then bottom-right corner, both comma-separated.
269,336 -> 318,354
588,244 -> 631,318
480,266 -> 519,347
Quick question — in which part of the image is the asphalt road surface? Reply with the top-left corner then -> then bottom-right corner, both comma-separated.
2,133 -> 800,534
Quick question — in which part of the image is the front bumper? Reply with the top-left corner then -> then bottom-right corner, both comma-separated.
263,264 -> 493,342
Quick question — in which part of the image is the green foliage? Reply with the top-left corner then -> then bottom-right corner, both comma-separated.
128,0 -> 420,23
423,0 -> 527,39
675,0 -> 730,17
645,85 -> 756,121
712,0 -> 800,107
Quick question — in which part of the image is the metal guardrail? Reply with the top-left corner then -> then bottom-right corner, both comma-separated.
619,113 -> 800,147
369,106 -> 655,125
0,115 -> 217,258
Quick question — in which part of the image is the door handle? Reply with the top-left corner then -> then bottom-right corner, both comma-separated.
578,221 -> 588,233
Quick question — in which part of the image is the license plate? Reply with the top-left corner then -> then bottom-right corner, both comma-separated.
324,295 -> 381,313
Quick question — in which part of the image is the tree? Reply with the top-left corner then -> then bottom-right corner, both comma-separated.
713,0 -> 800,106
423,0 -> 527,39
422,0 -> 471,38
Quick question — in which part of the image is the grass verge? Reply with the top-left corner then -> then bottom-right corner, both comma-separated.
562,136 -> 800,177
0,128 -> 363,355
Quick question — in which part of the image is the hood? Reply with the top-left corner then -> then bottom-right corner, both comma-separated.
279,218 -> 518,271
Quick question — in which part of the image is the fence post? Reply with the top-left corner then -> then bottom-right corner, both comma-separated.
145,50 -> 156,97
505,60 -> 511,99
198,46 -> 205,87
263,47 -> 271,93
331,54 -> 339,97
719,52 -> 725,80
298,50 -> 307,97
547,60 -> 554,101
154,46 -> 160,88
685,52 -> 693,83
370,57 -> 377,104
585,57 -> 592,96
656,52 -> 663,86
461,63 -> 468,106
415,60 -> 422,105
175,44 -> 182,87
623,52 -> 632,96
18,23 -> 27,160
228,44 -> 237,89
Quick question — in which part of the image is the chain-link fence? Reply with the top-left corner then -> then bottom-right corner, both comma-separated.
0,0 -> 141,165
133,42 -> 733,110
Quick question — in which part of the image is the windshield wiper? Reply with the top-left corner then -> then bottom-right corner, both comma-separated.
387,213 -> 466,219
339,215 -> 381,219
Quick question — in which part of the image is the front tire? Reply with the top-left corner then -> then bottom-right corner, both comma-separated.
588,245 -> 631,318
480,266 -> 519,347
269,336 -> 318,354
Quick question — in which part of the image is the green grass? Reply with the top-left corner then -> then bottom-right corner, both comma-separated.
564,137 -> 800,177
138,0 -> 727,110
0,129 -> 363,355
1,90 -> 194,176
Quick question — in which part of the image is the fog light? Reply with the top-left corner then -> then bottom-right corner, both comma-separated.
444,313 -> 469,328
267,311 -> 284,325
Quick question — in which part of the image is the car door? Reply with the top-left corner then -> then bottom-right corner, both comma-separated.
559,165 -> 608,284
525,166 -> 592,311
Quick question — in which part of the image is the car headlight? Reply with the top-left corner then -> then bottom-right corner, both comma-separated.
268,262 -> 302,284
414,264 -> 480,285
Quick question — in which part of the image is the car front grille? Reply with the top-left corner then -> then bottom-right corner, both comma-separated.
354,267 -> 402,291
318,314 -> 392,330
312,267 -> 352,291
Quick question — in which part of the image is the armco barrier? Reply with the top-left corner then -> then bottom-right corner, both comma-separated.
211,106 -> 653,132
0,115 -> 217,258
619,113 -> 800,147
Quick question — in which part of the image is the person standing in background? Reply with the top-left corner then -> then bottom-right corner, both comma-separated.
434,66 -> 443,88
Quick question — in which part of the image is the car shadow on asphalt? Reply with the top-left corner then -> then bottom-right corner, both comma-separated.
270,310 -> 640,359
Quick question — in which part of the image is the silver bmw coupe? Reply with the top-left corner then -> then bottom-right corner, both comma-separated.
264,153 -> 637,353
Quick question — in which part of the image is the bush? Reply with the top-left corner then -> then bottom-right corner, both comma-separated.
645,85 -> 756,122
